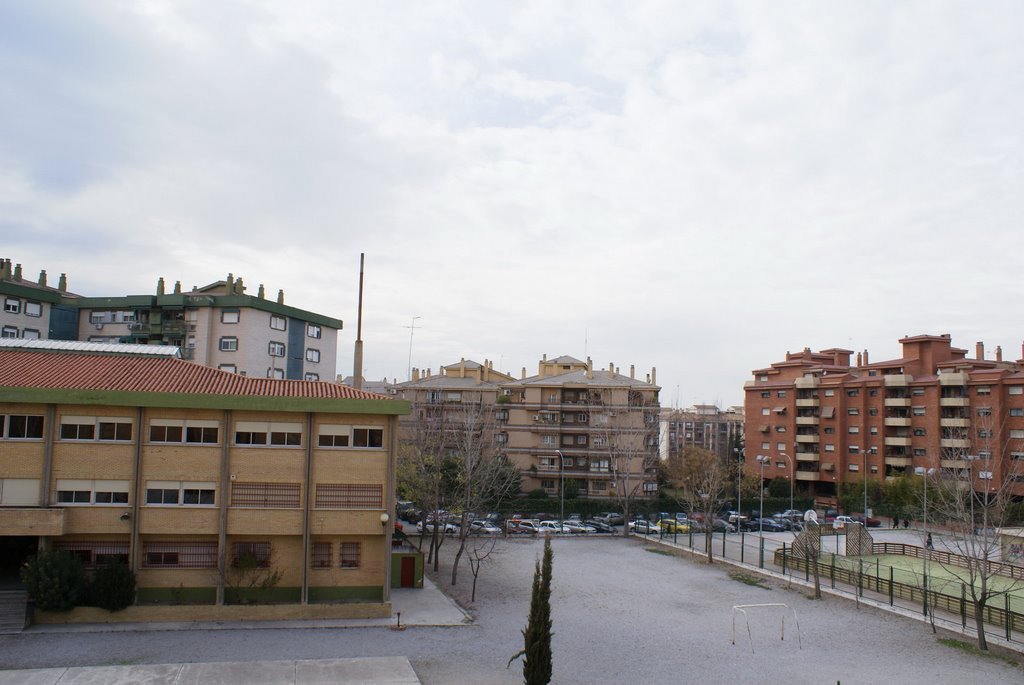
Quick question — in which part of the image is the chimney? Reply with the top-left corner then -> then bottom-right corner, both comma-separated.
235,277 -> 243,294
13,263 -> 22,281
833,351 -> 842,366
976,341 -> 985,360
412,368 -> 419,381
646,373 -> 651,383
37,270 -> 46,287
157,277 -> 165,295
58,273 -> 67,291
630,364 -> 635,379
173,280 -> 182,294
277,289 -> 284,304
521,367 -> 527,379
863,349 -> 869,366
258,284 -> 265,299
856,352 -> 862,367
996,346 -> 1003,362
587,358 -> 593,380
651,367 -> 657,385
460,358 -> 466,378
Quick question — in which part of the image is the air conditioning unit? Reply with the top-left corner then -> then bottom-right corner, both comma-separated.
94,323 -> 103,330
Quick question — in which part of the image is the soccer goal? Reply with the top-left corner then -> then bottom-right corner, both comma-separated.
731,603 -> 803,654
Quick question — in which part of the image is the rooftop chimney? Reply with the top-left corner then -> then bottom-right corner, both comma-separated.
863,349 -> 869,365
13,263 -> 22,281
258,284 -> 265,299
630,364 -> 635,379
277,289 -> 285,305
996,346 -> 1003,362
234,277 -> 244,294
522,367 -> 527,379
58,273 -> 67,291
976,341 -> 985,360
856,352 -> 862,367
38,270 -> 46,287
157,277 -> 165,295
173,280 -> 182,294
651,367 -> 657,385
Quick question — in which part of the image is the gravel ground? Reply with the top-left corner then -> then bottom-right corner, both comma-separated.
1,536 -> 1022,684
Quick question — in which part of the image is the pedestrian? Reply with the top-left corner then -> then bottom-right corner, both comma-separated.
902,518 -> 909,529
892,517 -> 897,529
926,533 -> 934,550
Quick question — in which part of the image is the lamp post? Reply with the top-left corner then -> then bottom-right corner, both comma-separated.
555,449 -> 566,524
735,447 -> 744,527
756,455 -> 770,537
962,454 -> 978,535
862,450 -> 868,520
779,452 -> 794,514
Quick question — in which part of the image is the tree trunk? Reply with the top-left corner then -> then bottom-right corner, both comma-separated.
451,533 -> 467,586
705,529 -> 713,563
973,599 -> 989,651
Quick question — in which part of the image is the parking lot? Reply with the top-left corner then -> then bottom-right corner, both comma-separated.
3,535 -> 1021,684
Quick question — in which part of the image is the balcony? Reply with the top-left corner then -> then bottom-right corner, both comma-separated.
795,416 -> 819,426
795,376 -> 820,389
795,434 -> 819,444
796,452 -> 820,462
883,374 -> 911,387
796,398 -> 820,407
884,437 -> 912,447
941,438 -> 971,449
884,398 -> 911,407
794,472 -> 821,481
940,418 -> 970,428
940,397 -> 969,407
885,457 -> 912,467
884,417 -> 911,427
939,372 -> 969,386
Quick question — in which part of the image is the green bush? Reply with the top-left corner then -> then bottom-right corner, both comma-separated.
527,488 -> 550,500
20,550 -> 86,612
88,563 -> 136,611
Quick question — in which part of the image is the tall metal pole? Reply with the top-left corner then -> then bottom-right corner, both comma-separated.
556,449 -> 565,524
863,451 -> 868,518
736,448 -> 743,526
405,316 -> 421,381
780,452 -> 794,513
351,253 -> 365,390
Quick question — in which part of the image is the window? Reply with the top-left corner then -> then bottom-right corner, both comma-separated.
56,479 -> 129,505
540,479 -> 555,489
56,541 -> 129,567
146,481 -> 215,506
98,419 -> 133,441
22,328 -> 40,339
869,389 -> 878,396
1010,387 -> 1024,396
914,448 -> 927,456
219,336 -> 238,351
315,484 -> 383,508
266,368 -> 284,379
147,484 -> 180,506
776,442 -> 786,450
870,427 -> 878,435
868,408 -> 878,416
761,408 -> 770,416
848,408 -> 860,415
143,542 -> 217,569
231,482 -> 301,507
340,542 -> 361,569
912,388 -> 925,396
305,348 -> 320,363
542,435 -> 556,446
270,315 -> 287,331
59,417 -> 94,440
848,463 -> 860,471
1,326 -> 17,338
977,407 -> 992,417
268,341 -> 285,357
24,301 -> 41,317
913,428 -> 926,436
1011,408 -> 1024,417
775,425 -> 786,432
187,422 -> 219,443
761,442 -> 770,450
846,389 -> 859,397
3,414 -> 44,439
824,444 -> 835,452
977,386 -> 991,395
978,429 -> 993,438
221,309 -> 240,324
848,427 -> 860,434
761,391 -> 770,399
312,542 -> 332,569
913,407 -> 926,416
305,372 -> 319,381
59,416 -> 131,442
353,427 -> 384,448
1011,452 -> 1024,461
318,425 -> 351,447
271,423 -> 302,446
777,391 -> 786,398
824,427 -> 835,434
0,478 -> 39,505
4,297 -> 20,314
307,324 -> 321,339
232,542 -> 271,568
824,389 -> 835,397
848,446 -> 859,454
219,364 -> 237,373
234,421 -> 300,446
1011,430 -> 1024,439
591,436 -> 607,447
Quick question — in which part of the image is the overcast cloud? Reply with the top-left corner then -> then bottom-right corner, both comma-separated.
2,1 -> 1022,407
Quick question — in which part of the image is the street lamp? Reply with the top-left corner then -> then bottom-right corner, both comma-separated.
779,452 -> 794,514
735,447 -> 744,526
555,449 -> 566,524
756,455 -> 771,537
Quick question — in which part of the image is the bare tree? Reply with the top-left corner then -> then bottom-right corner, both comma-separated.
928,410 -> 1024,651
602,395 -> 659,536
466,535 -> 501,603
663,446 -> 728,562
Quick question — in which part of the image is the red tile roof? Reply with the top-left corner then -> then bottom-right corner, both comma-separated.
0,349 -> 391,401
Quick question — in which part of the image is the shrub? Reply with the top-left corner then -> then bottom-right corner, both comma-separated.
88,563 -> 136,611
20,550 -> 86,611
527,488 -> 549,500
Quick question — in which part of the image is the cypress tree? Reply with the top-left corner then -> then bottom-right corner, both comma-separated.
511,537 -> 553,684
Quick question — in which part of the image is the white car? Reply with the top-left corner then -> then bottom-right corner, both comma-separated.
417,520 -> 457,534
628,520 -> 661,535
537,521 -> 571,534
832,515 -> 857,530
469,520 -> 502,535
562,521 -> 596,534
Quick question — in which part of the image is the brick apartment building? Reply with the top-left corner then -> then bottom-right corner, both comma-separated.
0,258 -> 340,381
744,334 -> 1024,502
662,404 -> 744,462
0,341 -> 409,612
391,355 -> 661,501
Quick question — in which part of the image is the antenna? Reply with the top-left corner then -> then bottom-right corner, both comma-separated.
352,254 -> 365,390
404,316 -> 421,381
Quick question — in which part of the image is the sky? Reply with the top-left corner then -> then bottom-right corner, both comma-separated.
2,1 -> 1023,408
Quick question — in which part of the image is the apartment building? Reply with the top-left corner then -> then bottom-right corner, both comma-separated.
662,404 -> 744,461
0,258 -> 341,381
501,355 -> 661,500
0,341 -> 409,612
744,334 -> 1024,501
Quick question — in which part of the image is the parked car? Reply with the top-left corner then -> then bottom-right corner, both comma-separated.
538,521 -> 571,535
563,520 -> 596,534
660,520 -> 690,534
584,519 -> 616,533
594,512 -> 625,526
779,509 -> 804,521
692,518 -> 735,533
417,520 -> 457,534
771,514 -> 802,531
851,514 -> 882,528
750,518 -> 786,533
469,520 -> 502,535
506,519 -> 539,534
832,515 -> 857,530
628,520 -> 660,535
726,511 -> 749,526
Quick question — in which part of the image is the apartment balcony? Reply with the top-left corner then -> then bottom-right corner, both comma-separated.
940,418 -> 970,428
884,398 -> 911,407
795,416 -> 819,426
884,417 -> 912,427
795,434 -> 820,444
795,376 -> 819,389
884,436 -> 912,447
939,372 -> 969,386
883,374 -> 911,387
885,457 -> 912,467
940,397 -> 969,407
796,452 -> 820,462
795,398 -> 820,407
941,438 -> 971,449
794,471 -> 821,481
940,459 -> 964,469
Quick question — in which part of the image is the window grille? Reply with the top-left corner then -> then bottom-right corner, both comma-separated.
231,482 -> 301,507
56,541 -> 129,567
142,541 -> 217,568
311,542 -> 332,569
340,542 -> 360,569
315,484 -> 382,508
232,542 -> 271,568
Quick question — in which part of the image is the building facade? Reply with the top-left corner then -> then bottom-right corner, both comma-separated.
0,259 -> 341,381
0,341 -> 408,611
662,404 -> 744,462
744,334 -> 1024,502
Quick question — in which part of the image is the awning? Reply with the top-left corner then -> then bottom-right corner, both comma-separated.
821,463 -> 835,471
821,406 -> 835,418
773,406 -> 786,414
759,424 -> 769,433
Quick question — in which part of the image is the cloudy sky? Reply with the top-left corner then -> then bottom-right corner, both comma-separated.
3,1 -> 1023,406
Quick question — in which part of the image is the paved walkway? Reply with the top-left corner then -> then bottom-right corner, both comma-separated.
0,578 -> 470,684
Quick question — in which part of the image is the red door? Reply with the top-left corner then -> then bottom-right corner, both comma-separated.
400,557 -> 415,588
